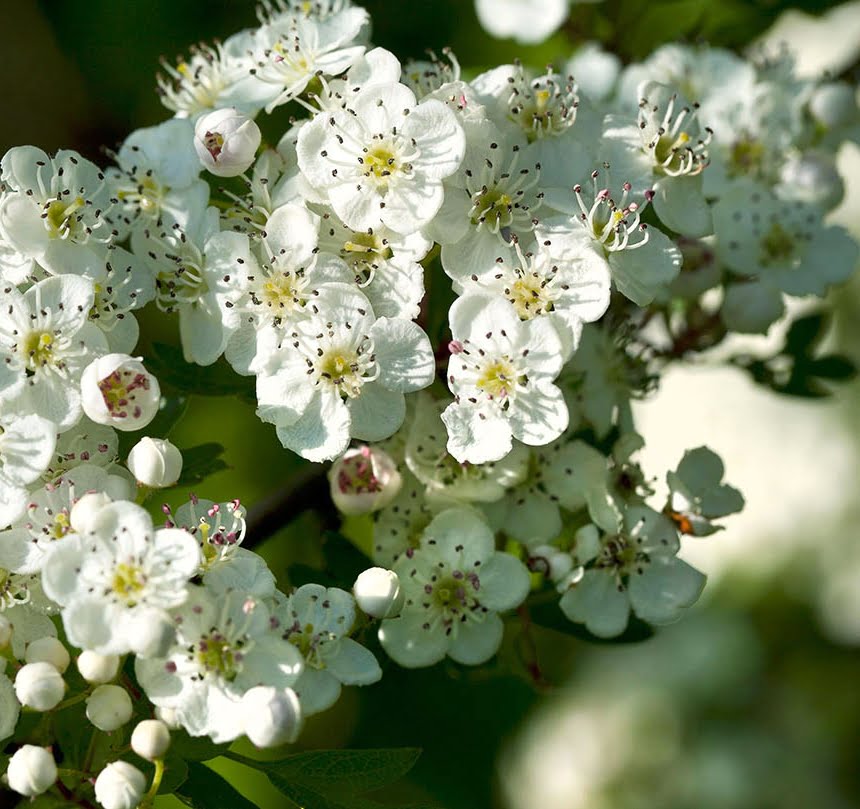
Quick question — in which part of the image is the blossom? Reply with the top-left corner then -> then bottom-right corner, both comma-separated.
474,0 -> 569,45
0,414 -> 57,529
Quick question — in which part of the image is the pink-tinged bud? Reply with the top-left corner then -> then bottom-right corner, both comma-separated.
81,354 -> 161,432
194,108 -> 261,177
127,438 -> 183,489
327,446 -> 402,516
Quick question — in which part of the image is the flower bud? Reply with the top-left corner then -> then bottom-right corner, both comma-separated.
0,614 -> 12,648
14,663 -> 65,711
127,608 -> 176,658
241,686 -> 302,748
25,637 -> 70,673
5,745 -> 57,797
131,719 -> 171,761
70,491 -> 114,534
81,355 -> 161,432
328,446 -> 402,516
94,761 -> 147,809
194,108 -> 261,177
77,651 -> 121,684
809,81 -> 857,130
86,685 -> 133,732
127,438 -> 183,489
353,567 -> 404,619
528,545 -> 573,583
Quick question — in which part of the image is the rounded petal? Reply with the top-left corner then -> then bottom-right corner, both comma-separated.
447,613 -> 504,665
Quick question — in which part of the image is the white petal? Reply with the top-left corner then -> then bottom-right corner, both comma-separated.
370,318 -> 435,392
559,571 -> 630,638
447,613 -> 504,665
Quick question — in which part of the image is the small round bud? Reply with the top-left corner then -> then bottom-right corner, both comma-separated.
328,446 -> 402,516
14,662 -> 65,711
528,545 -> 574,583
194,108 -> 261,177
127,608 -> 176,659
131,719 -> 171,761
0,614 -> 12,648
127,437 -> 183,489
81,355 -> 161,432
25,637 -> 70,673
70,491 -> 114,534
77,651 -> 121,684
94,761 -> 147,809
241,686 -> 302,748
86,685 -> 133,732
809,81 -> 857,130
353,567 -> 404,619
5,745 -> 57,797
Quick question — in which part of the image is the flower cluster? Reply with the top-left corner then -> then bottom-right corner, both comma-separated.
1,0 -> 858,805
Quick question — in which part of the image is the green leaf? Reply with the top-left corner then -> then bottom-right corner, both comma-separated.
175,762 -> 260,809
168,729 -> 231,762
148,342 -> 255,400
806,354 -> 856,381
785,312 -> 828,355
268,776 -> 398,809
253,748 -> 422,794
175,443 -> 229,486
159,753 -> 190,795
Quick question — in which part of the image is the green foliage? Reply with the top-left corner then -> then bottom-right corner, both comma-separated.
175,443 -> 230,486
731,312 -> 857,398
175,762 -> 261,809
147,343 -> 256,401
287,531 -> 372,589
230,748 -> 425,809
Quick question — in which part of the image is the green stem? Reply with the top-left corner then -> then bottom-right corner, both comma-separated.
54,691 -> 88,712
143,758 -> 165,805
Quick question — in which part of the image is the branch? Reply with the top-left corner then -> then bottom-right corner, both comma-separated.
243,462 -> 334,549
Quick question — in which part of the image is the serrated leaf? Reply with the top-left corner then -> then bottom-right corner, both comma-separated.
175,762 -> 260,809
175,443 -> 229,486
148,342 -> 255,400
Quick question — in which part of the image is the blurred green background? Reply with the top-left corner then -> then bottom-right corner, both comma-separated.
4,1 -> 860,807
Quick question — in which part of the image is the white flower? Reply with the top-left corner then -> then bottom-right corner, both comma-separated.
135,587 -> 304,742
353,567 -> 404,619
41,501 -> 201,655
241,686 -> 303,748
168,495 -> 247,571
0,147 -> 113,278
714,180 -> 859,332
666,446 -> 744,537
402,49 -> 461,99
0,613 -> 10,647
105,119 -> 209,238
194,108 -> 261,177
42,418 -> 118,480
371,469 -> 438,566
474,0 -> 569,44
274,584 -> 381,715
81,354 -> 161,431
559,505 -> 705,637
379,509 -> 530,667
442,294 -> 568,464
86,684 -> 133,732
297,82 -> 465,234
5,745 -> 57,797
131,719 -> 171,761
0,274 -> 108,429
94,761 -> 146,809
0,413 -> 57,528
328,445 -> 402,515
565,43 -> 621,102
0,671 -> 19,743
126,437 -> 183,488
14,662 -> 65,711
250,7 -> 369,112
255,284 -> 435,461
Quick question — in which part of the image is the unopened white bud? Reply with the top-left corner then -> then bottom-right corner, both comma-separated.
809,81 -> 857,130
353,567 -> 404,619
14,662 -> 65,711
131,719 -> 171,761
70,491 -> 114,534
328,446 -> 402,516
86,685 -> 133,732
81,355 -> 161,432
194,108 -> 261,177
0,614 -> 12,648
5,745 -> 57,797
241,686 -> 302,748
94,761 -> 147,809
25,637 -> 70,673
77,651 -> 121,684
529,545 -> 574,583
127,608 -> 176,658
127,437 -> 183,489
